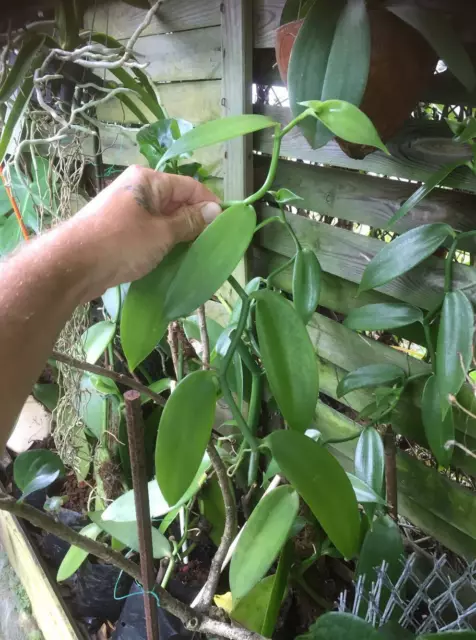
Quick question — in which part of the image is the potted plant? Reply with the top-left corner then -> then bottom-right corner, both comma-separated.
276,0 -> 476,158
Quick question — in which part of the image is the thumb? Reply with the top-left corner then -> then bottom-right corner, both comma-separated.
168,201 -> 222,243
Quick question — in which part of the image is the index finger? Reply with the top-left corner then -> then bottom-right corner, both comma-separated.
146,169 -> 220,214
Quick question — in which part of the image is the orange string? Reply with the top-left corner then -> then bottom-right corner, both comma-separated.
0,164 -> 30,241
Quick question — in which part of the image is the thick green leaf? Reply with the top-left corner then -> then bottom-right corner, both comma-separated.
421,374 -> 454,466
347,473 -> 386,505
0,76 -> 34,165
141,378 -> 171,404
296,612 -> 382,640
75,374 -> 108,439
436,290 -> 474,411
71,424 -> 91,482
81,321 -> 116,364
102,455 -> 210,521
164,203 -> 256,319
356,514 -> 404,612
102,284 -> 128,323
261,540 -> 293,637
387,5 -> 476,91
268,430 -> 360,558
386,161 -> 467,228
57,523 -> 101,582
230,485 -> 299,600
156,370 -> 216,505
293,248 -> 322,325
32,383 -> 59,413
454,117 -> 476,144
159,115 -> 277,166
419,634 -> 476,639
255,290 -> 318,432
288,0 -> 370,148
302,99 -> 387,152
199,476 -> 226,546
344,303 -> 423,332
231,575 -> 277,634
0,34 -> 44,104
121,244 -> 188,370
359,224 -> 452,293
337,364 -> 405,398
137,118 -> 193,169
380,621 -> 415,640
89,511 -> 171,559
14,449 -> 65,501
355,427 -> 385,498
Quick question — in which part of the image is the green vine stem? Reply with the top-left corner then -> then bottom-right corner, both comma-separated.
247,372 -> 263,486
423,323 -> 437,371
444,238 -> 459,293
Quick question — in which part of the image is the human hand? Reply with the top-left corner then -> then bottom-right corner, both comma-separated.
60,165 -> 222,299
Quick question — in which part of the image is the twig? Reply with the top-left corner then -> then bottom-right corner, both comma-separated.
52,350 -> 165,406
167,322 -> 179,379
124,390 -> 159,640
197,304 -> 210,368
0,493 -> 265,640
384,425 -> 398,520
195,444 -> 237,612
0,492 -> 141,580
114,347 -> 142,383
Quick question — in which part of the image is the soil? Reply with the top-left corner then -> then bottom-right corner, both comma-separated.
61,472 -> 91,513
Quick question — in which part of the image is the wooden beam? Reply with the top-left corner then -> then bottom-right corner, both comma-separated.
0,506 -> 80,640
255,156 -> 476,248
220,0 -> 254,302
84,0 -> 221,39
254,106 -> 476,192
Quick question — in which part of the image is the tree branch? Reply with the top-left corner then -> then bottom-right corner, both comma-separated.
52,350 -> 165,406
0,492 -> 265,640
197,304 -> 210,368
384,425 -> 398,520
196,443 -> 237,612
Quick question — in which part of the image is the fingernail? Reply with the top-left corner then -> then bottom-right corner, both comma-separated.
201,201 -> 221,224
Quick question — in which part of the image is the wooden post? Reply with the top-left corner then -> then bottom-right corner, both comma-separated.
220,0 -> 253,305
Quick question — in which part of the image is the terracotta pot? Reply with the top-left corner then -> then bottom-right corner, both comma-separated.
275,10 -> 437,158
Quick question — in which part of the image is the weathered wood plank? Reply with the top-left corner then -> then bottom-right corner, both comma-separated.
96,79 -> 222,125
256,204 -> 476,310
116,27 -> 222,82
255,156 -> 476,247
220,0 -> 254,300
253,0 -> 476,48
0,508 -> 80,640
254,106 -> 476,192
85,0 -> 221,39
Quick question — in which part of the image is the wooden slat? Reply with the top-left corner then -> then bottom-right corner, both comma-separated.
96,79 -> 222,125
254,106 -> 476,192
219,0 -> 254,302
255,156 -> 476,250
115,27 -> 222,82
256,204 -> 476,310
0,510 -> 80,640
253,0 -> 476,48
84,0 -> 221,39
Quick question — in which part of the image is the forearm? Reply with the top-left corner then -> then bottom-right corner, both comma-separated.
0,223 -> 95,449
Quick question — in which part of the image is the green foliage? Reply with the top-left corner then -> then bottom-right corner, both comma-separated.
293,248 -> 322,324
344,303 -> 423,332
436,290 -> 474,413
288,0 -> 370,148
159,115 -> 278,167
421,375 -> 454,467
355,427 -> 385,499
57,523 -> 102,582
268,430 -> 361,558
359,224 -> 453,293
155,370 -> 217,505
89,511 -> 171,559
0,35 -> 45,104
255,289 -> 318,432
137,118 -> 193,169
356,515 -> 405,613
81,321 -> 116,364
14,449 -> 65,501
32,383 -> 59,413
347,473 -> 386,505
230,485 -> 299,600
297,612 -> 382,639
337,364 -> 406,398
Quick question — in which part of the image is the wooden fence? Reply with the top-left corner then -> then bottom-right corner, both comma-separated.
87,0 -> 476,559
